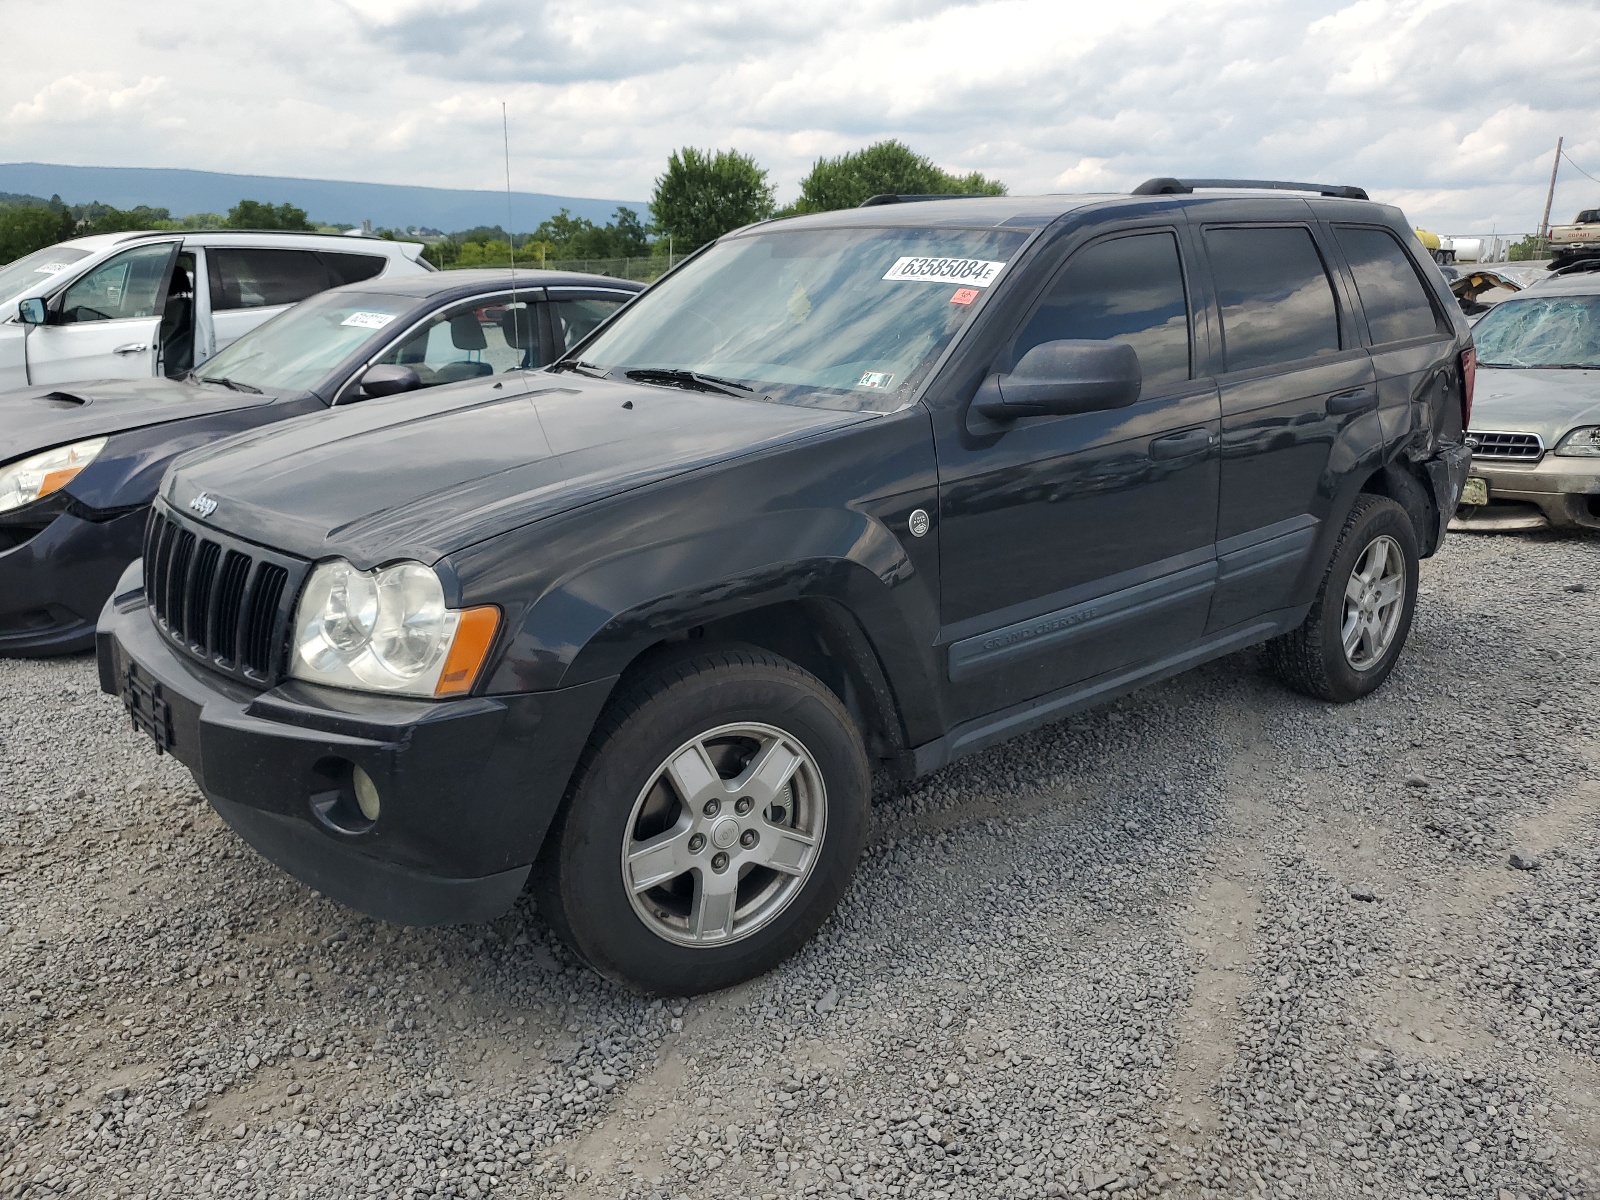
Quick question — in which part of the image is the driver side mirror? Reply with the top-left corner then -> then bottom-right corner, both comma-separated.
356,364 -> 422,400
17,298 -> 46,326
973,339 -> 1142,420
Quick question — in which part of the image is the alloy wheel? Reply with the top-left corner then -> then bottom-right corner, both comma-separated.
620,722 -> 827,946
1341,534 -> 1406,669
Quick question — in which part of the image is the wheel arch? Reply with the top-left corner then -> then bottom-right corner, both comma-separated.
1356,457 -> 1441,557
477,505 -> 948,768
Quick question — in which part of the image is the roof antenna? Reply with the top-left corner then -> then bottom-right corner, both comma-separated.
501,101 -> 526,366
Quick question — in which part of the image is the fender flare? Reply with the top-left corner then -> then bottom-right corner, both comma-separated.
480,506 -> 947,743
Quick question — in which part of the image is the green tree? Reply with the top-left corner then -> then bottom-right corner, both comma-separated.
0,205 -> 76,264
76,203 -> 173,235
226,199 -> 314,231
794,140 -> 1006,214
1507,234 -> 1545,262
651,148 -> 775,252
608,207 -> 650,256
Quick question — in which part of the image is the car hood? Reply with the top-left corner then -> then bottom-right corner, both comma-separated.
1471,367 -> 1600,440
0,376 -> 280,461
164,373 -> 873,567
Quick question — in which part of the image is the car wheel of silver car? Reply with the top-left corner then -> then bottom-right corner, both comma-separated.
1266,494 -> 1420,703
534,647 -> 870,995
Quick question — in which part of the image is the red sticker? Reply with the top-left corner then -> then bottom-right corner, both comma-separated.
950,288 -> 980,306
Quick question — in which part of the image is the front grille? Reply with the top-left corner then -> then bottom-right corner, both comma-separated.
1467,431 -> 1544,462
142,505 -> 308,685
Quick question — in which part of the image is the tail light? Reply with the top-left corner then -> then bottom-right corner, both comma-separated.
1460,347 -> 1476,430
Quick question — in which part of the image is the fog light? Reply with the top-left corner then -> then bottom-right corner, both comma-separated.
352,766 -> 381,823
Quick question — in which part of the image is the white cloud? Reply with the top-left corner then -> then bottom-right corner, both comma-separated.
1,0 -> 1596,231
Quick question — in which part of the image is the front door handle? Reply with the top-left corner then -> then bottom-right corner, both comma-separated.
1327,386 -> 1378,416
113,342 -> 150,356
1149,429 -> 1214,460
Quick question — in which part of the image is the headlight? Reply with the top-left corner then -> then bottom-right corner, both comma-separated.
1554,426 -> 1600,457
290,559 -> 499,697
0,437 -> 108,514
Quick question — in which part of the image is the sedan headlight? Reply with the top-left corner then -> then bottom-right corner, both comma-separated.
0,437 -> 108,514
1554,426 -> 1600,457
290,559 -> 499,697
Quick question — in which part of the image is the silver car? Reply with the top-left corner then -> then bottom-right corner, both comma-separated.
1453,270 -> 1600,531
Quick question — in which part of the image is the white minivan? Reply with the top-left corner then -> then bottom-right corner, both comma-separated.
0,230 -> 432,391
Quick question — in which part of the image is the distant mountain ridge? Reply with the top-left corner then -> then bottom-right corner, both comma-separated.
0,163 -> 647,232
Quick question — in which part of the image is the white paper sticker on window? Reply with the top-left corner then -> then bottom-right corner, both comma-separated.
857,371 -> 895,390
882,257 -> 1006,287
34,263 -> 73,274
341,311 -> 397,329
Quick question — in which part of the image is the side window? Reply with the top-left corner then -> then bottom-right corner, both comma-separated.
374,296 -> 532,387
57,244 -> 175,324
1333,225 -> 1445,345
208,249 -> 331,312
550,296 -> 628,354
322,252 -> 386,288
1204,227 -> 1341,373
1013,232 -> 1191,393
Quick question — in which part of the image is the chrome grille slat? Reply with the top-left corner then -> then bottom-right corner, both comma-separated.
1468,431 -> 1544,462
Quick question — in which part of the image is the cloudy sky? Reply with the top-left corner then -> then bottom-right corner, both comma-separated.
5,0 -> 1597,232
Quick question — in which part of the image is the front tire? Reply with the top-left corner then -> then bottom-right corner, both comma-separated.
1266,494 -> 1419,703
534,647 -> 871,995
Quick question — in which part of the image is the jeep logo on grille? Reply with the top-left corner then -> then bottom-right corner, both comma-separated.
189,492 -> 218,518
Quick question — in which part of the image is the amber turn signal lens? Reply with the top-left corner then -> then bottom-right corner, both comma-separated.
38,466 -> 86,496
434,606 -> 500,697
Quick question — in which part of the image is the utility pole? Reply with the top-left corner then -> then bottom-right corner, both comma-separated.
1538,136 -> 1563,247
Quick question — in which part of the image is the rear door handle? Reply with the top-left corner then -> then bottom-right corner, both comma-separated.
1327,387 -> 1378,416
113,342 -> 150,356
1149,429 -> 1215,460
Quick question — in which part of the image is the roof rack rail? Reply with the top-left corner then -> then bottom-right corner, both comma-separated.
111,228 -> 416,243
859,193 -> 991,207
1132,177 -> 1370,201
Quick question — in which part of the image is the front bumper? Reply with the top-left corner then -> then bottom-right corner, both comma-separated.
96,562 -> 616,926
0,503 -> 148,656
1456,455 -> 1600,531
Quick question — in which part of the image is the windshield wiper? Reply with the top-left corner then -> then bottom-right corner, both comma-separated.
199,375 -> 263,394
550,359 -> 610,379
623,368 -> 754,397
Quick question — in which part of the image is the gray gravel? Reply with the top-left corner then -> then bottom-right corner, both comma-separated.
2,529 -> 1598,1200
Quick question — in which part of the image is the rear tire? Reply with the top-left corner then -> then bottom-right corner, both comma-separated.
534,647 -> 871,995
1266,494 -> 1419,703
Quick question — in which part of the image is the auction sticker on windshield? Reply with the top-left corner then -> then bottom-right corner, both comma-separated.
883,257 -> 1006,287
34,263 -> 74,274
341,312 -> 398,329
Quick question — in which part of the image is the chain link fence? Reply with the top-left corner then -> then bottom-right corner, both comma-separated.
445,256 -> 675,282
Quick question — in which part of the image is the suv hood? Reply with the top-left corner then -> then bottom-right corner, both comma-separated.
1471,367 -> 1600,440
0,377 -> 279,462
164,373 -> 872,567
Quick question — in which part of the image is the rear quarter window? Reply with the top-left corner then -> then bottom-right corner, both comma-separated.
207,248 -> 384,311
1204,226 -> 1341,373
1334,225 -> 1445,345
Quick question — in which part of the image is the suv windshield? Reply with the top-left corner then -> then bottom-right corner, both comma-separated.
572,225 -> 1029,412
0,245 -> 91,306
1472,295 -> 1600,369
195,289 -> 418,393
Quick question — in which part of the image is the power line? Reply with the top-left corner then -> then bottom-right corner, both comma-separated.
1561,149 -> 1600,186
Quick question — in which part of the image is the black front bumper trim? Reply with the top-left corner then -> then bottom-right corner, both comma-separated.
210,793 -> 530,926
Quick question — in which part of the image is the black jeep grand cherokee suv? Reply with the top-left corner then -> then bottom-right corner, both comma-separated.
99,179 -> 1474,994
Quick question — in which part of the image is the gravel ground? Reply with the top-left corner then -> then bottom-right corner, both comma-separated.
1,529 -> 1597,1200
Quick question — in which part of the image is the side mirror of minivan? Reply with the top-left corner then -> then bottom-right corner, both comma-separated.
357,364 -> 422,399
17,298 -> 46,326
973,339 -> 1142,420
